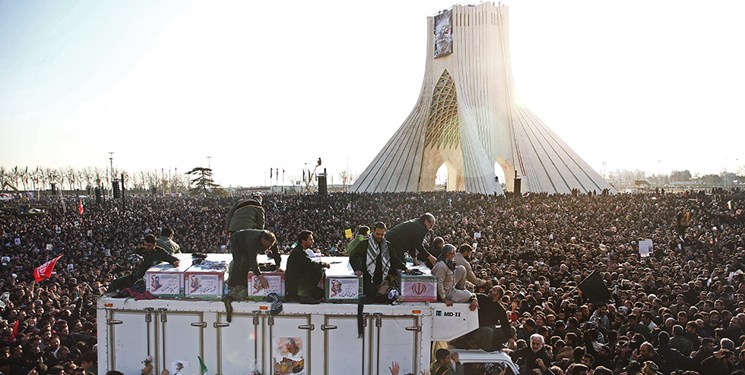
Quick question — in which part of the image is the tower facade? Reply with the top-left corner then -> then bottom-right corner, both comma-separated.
353,3 -> 616,195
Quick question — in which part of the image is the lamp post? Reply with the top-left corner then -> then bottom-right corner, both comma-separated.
108,152 -> 114,199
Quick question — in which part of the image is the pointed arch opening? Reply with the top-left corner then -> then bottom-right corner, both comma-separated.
494,162 -> 506,190
435,161 -> 461,191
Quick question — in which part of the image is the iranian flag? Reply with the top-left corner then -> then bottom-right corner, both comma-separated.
78,198 -> 84,215
34,255 -> 63,282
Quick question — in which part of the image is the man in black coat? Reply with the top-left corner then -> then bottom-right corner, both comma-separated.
108,234 -> 180,293
285,230 -> 328,304
454,285 -> 513,351
349,222 -> 408,301
511,334 -> 552,374
385,213 -> 437,267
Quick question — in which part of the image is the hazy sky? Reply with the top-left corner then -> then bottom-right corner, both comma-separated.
1,0 -> 744,187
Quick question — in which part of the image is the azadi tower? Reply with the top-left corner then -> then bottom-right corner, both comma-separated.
353,3 -> 616,195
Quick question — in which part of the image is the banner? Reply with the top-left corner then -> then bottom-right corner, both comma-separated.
34,255 -> 63,282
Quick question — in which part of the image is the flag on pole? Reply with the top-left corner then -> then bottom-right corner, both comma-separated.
10,320 -> 19,340
198,355 -> 208,375
33,255 -> 63,282
270,168 -> 273,178
78,199 -> 84,215
577,270 -> 612,304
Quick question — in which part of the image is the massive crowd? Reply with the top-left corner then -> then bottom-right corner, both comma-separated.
1,189 -> 744,374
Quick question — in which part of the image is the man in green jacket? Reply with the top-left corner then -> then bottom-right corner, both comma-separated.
108,234 -> 180,293
225,194 -> 265,235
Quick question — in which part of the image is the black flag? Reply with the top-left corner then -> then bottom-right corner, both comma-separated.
577,270 -> 612,304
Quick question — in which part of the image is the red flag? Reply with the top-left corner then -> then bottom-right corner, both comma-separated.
33,255 -> 63,282
10,320 -> 19,340
78,199 -> 84,215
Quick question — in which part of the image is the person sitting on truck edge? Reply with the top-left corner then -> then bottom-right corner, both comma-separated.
453,244 -> 490,291
285,230 -> 328,304
156,227 -> 180,255
385,213 -> 437,267
431,244 -> 478,311
350,222 -> 408,303
227,229 -> 277,298
107,234 -> 180,293
453,285 -> 514,351
430,348 -> 464,375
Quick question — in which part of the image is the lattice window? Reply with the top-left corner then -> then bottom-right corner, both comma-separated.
424,70 -> 460,150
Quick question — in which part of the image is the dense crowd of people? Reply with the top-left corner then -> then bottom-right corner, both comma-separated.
1,188 -> 745,374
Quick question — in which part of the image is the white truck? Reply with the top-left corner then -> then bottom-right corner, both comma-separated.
97,255 -> 518,375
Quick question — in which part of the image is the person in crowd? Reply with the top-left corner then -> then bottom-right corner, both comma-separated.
349,222 -> 408,302
107,234 -> 179,293
511,333 -> 552,374
431,244 -> 478,309
4,188 -> 745,373
430,348 -> 464,375
156,227 -> 180,254
285,230 -> 328,304
385,213 -> 437,266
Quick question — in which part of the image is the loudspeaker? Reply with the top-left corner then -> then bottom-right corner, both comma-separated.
112,180 -> 121,199
317,173 -> 327,196
514,177 -> 521,198
95,187 -> 102,203
50,183 -> 57,195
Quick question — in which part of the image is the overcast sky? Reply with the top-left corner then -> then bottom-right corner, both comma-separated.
1,0 -> 743,187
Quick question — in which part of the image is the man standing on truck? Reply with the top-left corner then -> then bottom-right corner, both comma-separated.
285,230 -> 328,304
225,193 -> 265,236
107,234 -> 180,293
350,222 -> 408,302
228,229 -> 277,297
386,213 -> 437,267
